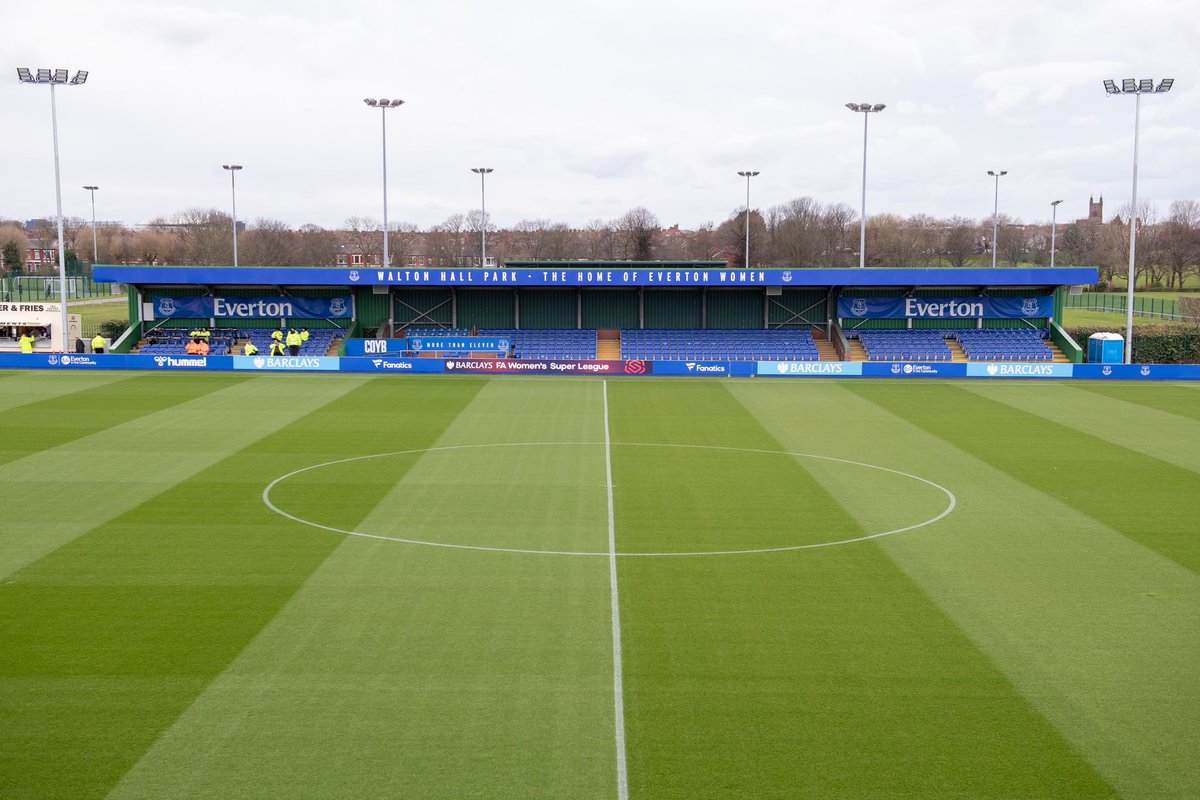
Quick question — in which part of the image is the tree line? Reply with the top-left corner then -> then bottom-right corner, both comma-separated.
3,197 -> 1199,289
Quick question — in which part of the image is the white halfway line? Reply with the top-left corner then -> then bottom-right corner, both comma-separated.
603,380 -> 630,800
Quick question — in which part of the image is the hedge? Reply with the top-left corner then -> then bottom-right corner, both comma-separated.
1067,325 -> 1200,364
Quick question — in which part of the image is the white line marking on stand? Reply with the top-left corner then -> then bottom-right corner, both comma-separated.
603,381 -> 630,800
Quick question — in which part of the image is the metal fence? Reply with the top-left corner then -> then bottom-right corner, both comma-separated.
1,275 -> 125,302
1064,292 -> 1180,321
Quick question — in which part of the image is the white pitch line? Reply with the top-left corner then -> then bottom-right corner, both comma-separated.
603,380 -> 630,800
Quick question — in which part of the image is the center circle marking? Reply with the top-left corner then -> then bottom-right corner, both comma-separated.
262,442 -> 957,557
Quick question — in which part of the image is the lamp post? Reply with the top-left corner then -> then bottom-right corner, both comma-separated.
471,168 -> 494,268
364,98 -> 405,269
222,165 -> 242,267
736,171 -> 759,268
17,67 -> 88,352
1049,200 -> 1062,268
987,170 -> 1007,268
83,185 -> 99,264
845,103 -> 886,267
1103,78 -> 1174,364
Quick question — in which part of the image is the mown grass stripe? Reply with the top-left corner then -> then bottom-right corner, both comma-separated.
958,382 -> 1200,475
0,373 -> 234,465
0,377 -> 488,800
1075,382 -> 1200,424
848,381 -> 1200,575
106,379 -> 619,799
769,380 -> 1198,799
609,380 -> 1115,800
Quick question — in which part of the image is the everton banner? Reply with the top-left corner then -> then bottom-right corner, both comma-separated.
152,295 -> 352,319
838,296 -> 1054,320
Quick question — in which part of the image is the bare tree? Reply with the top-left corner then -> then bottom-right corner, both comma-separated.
615,207 -> 659,261
768,197 -> 824,267
1159,200 -> 1200,289
240,218 -> 298,266
584,219 -> 620,260
941,216 -> 977,268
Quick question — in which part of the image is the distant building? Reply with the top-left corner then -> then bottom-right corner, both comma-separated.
1077,196 -> 1103,225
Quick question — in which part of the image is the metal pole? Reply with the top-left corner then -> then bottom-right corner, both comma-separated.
860,112 -> 868,268
85,186 -> 99,263
1125,92 -> 1141,364
481,170 -> 487,267
50,81 -> 70,351
1050,200 -> 1061,268
230,169 -> 239,267
988,169 -> 1008,268
381,106 -> 390,269
745,174 -> 751,269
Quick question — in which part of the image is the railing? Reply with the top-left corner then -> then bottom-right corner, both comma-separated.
1,275 -> 125,301
1064,292 -> 1179,320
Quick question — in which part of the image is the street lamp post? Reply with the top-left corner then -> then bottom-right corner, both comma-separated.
83,185 -> 99,264
987,170 -> 1007,268
1103,77 -> 1174,364
364,98 -> 405,269
736,171 -> 759,268
17,67 -> 89,352
1049,200 -> 1062,268
845,103 -> 886,268
222,165 -> 242,267
471,168 -> 494,268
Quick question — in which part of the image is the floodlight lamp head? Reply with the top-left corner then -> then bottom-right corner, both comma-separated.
70,70 -> 88,85
1103,79 -> 1119,94
17,67 -> 34,82
1051,199 -> 1063,206
845,103 -> 858,111
222,164 -> 242,171
1122,78 -> 1137,92
1156,78 -> 1174,92
388,99 -> 405,107
872,103 -> 886,112
364,98 -> 378,107
53,69 -> 69,83
83,185 -> 99,191
36,68 -> 52,82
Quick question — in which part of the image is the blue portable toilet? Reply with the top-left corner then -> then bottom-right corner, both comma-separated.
1088,332 -> 1124,363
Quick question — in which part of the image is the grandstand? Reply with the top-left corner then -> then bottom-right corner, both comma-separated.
136,326 -> 342,356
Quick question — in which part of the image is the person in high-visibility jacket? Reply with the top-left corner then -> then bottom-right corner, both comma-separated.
197,327 -> 211,342
91,334 -> 106,353
300,328 -> 310,346
243,341 -> 259,356
271,328 -> 284,344
19,331 -> 36,353
185,338 -> 203,355
269,339 -> 286,356
285,328 -> 302,356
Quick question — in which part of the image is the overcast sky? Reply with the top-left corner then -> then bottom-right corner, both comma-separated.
3,0 -> 1196,234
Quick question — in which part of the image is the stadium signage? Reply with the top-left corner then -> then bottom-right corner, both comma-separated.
232,355 -> 340,371
838,296 -> 1054,320
152,295 -> 352,320
757,361 -> 864,376
369,270 -> 770,286
153,355 -> 208,368
965,363 -> 1074,378
443,359 -> 645,375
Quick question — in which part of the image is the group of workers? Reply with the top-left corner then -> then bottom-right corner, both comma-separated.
243,327 -> 310,357
14,325 -> 313,357
14,330 -> 107,354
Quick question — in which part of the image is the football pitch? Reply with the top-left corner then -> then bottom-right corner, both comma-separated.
2,371 -> 1198,799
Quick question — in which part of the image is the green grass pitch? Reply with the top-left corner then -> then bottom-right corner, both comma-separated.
1,371 -> 1198,799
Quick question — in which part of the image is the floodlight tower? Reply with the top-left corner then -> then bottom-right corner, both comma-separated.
83,185 -> 100,263
222,165 -> 242,266
987,170 -> 1007,268
1103,77 -> 1174,364
845,103 -> 886,267
736,171 -> 759,269
364,98 -> 405,269
471,168 -> 494,267
1049,200 -> 1062,268
16,67 -> 89,352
